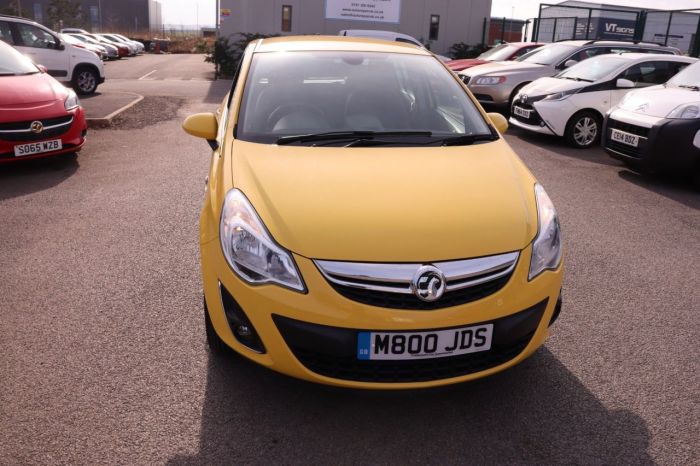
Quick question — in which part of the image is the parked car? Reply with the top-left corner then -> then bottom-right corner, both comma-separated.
339,29 -> 450,62
60,33 -> 107,60
603,60 -> 700,186
97,34 -> 137,56
510,53 -> 696,148
181,36 -> 564,389
459,40 -> 680,110
69,33 -> 118,60
85,33 -> 129,58
0,39 -> 86,163
447,42 -> 543,72
107,33 -> 144,54
0,15 -> 105,94
60,28 -> 88,34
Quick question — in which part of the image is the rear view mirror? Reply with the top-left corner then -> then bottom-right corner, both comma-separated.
616,78 -> 635,89
182,113 -> 219,149
487,112 -> 508,133
564,59 -> 578,68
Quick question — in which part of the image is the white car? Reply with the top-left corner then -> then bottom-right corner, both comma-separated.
110,33 -> 144,54
60,33 -> 107,60
603,60 -> 700,186
339,29 -> 450,62
510,53 -> 696,148
0,15 -> 105,94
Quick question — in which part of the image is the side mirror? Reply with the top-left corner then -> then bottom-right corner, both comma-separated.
616,78 -> 635,89
55,40 -> 65,51
564,59 -> 578,68
182,113 -> 219,149
487,112 -> 508,133
36,64 -> 48,73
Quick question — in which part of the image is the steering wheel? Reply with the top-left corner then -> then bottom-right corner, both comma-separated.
266,103 -> 326,131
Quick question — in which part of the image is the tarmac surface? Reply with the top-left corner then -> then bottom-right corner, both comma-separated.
1,54 -> 698,465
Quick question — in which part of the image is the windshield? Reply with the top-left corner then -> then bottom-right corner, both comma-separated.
557,56 -> 629,82
61,34 -> 83,46
667,61 -> 700,88
0,42 -> 39,76
518,43 -> 578,66
478,44 -> 518,61
237,51 -> 492,145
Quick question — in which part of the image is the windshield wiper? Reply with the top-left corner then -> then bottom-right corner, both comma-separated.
432,133 -> 498,146
561,76 -> 592,82
678,84 -> 700,91
276,131 -> 432,145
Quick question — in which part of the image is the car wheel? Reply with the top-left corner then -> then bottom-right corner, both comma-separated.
565,111 -> 602,149
204,297 -> 228,356
693,165 -> 700,191
73,66 -> 99,95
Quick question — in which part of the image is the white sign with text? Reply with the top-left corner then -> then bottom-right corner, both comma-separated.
325,0 -> 401,23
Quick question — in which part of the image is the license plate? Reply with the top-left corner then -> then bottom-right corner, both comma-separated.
14,139 -> 63,157
357,324 -> 493,360
513,106 -> 531,119
610,129 -> 639,147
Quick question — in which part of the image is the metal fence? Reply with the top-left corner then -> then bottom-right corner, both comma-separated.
532,4 -> 700,56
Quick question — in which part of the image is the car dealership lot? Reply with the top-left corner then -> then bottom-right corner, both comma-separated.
0,55 -> 698,464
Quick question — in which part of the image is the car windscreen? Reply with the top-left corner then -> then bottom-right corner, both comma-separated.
556,56 -> 629,82
236,51 -> 492,145
667,61 -> 700,88
518,43 -> 578,66
478,44 -> 518,61
0,42 -> 39,75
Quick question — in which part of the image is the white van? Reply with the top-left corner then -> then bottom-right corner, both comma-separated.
0,15 -> 105,94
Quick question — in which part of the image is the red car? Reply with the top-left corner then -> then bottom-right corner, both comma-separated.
447,42 -> 543,72
0,40 -> 86,163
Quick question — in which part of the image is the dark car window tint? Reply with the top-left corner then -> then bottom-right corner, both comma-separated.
236,51 -> 491,144
16,23 -> 58,49
0,21 -> 14,45
620,61 -> 679,87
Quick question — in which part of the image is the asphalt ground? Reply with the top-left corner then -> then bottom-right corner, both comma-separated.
1,55 -> 698,465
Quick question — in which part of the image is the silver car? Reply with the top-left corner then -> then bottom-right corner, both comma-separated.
459,40 -> 680,110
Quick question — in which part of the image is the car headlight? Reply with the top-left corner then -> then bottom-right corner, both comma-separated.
529,183 -> 562,280
474,76 -> 506,85
666,102 -> 700,119
543,88 -> 580,101
64,90 -> 80,110
220,189 -> 305,292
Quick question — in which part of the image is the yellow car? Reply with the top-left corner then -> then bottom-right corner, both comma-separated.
183,36 -> 564,389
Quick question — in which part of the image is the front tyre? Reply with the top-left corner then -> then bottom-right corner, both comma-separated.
565,111 -> 602,149
72,66 -> 99,95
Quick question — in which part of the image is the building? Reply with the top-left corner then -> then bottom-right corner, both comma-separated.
0,0 -> 162,34
535,1 -> 700,54
488,17 -> 526,44
217,0 -> 492,55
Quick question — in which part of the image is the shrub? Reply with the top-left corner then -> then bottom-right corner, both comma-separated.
448,42 -> 490,60
205,33 -> 278,78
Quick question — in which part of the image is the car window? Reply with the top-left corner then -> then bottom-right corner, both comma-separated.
236,51 -> 491,144
518,43 -> 578,65
0,41 -> 39,74
16,23 -> 59,50
619,61 -> 680,87
0,21 -> 14,45
395,37 -> 421,47
557,55 -> 630,82
568,47 -> 610,63
513,46 -> 539,58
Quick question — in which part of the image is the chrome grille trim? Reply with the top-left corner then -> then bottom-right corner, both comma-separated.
315,251 -> 519,295
0,117 -> 74,134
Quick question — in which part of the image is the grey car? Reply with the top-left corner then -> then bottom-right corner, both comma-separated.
459,40 -> 680,110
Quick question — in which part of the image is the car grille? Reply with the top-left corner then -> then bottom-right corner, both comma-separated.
511,101 -> 544,126
273,299 -> 547,383
607,118 -> 650,138
0,115 -> 74,142
461,75 -> 471,85
315,252 -> 519,310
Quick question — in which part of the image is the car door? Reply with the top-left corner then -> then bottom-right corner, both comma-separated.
13,22 -> 68,80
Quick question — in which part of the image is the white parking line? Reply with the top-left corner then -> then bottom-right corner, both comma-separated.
138,70 -> 158,80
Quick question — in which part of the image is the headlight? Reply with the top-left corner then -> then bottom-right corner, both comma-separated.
529,183 -> 562,280
666,102 -> 700,119
64,90 -> 80,110
474,76 -> 506,85
220,189 -> 305,292
543,88 -> 580,101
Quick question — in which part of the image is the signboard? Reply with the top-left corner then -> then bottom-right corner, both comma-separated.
325,0 -> 401,24
220,8 -> 231,18
596,18 -> 636,40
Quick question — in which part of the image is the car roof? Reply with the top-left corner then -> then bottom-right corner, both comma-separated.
554,39 -> 676,50
605,52 -> 696,61
255,35 -> 430,55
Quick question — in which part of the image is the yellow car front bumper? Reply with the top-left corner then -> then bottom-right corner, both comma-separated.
201,238 -> 563,390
